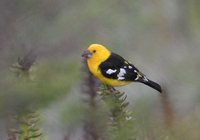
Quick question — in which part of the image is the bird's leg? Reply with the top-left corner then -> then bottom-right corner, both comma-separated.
98,84 -> 119,94
104,84 -> 120,94
108,86 -> 116,92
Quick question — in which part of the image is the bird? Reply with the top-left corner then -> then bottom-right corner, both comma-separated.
82,44 -> 162,93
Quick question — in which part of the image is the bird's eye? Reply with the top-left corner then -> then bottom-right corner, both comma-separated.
93,50 -> 96,53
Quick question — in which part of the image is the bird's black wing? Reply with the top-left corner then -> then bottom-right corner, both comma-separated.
99,53 -> 162,92
99,53 -> 138,81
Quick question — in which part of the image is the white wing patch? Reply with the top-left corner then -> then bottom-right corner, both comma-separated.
134,70 -> 137,73
134,70 -> 141,80
143,76 -> 148,82
117,68 -> 126,80
106,69 -> 117,75
128,66 -> 133,69
134,70 -> 148,81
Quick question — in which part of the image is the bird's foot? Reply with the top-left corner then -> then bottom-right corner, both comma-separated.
98,84 -> 120,94
106,85 -> 120,94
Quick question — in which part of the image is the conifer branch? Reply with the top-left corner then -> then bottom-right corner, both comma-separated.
81,59 -> 100,140
7,51 -> 43,140
98,85 -> 132,128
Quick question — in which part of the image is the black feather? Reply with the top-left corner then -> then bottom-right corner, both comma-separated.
99,53 -> 138,80
138,78 -> 162,93
99,52 -> 162,93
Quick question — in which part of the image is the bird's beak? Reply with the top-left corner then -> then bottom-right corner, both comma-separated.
82,50 -> 92,58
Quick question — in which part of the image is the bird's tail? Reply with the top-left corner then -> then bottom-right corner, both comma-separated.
138,78 -> 162,93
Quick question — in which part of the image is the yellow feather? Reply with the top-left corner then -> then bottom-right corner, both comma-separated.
86,44 -> 131,86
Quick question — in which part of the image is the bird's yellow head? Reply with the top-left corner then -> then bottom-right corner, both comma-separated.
82,44 -> 111,63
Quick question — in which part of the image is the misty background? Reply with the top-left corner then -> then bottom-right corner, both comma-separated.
0,0 -> 200,140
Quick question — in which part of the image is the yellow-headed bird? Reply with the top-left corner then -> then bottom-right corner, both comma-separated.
82,44 -> 162,93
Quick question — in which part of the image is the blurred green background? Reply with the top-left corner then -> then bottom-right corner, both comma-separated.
0,0 -> 200,140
